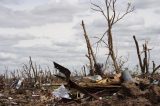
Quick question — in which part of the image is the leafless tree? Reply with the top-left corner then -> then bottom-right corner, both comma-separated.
133,35 -> 160,75
91,0 -> 134,73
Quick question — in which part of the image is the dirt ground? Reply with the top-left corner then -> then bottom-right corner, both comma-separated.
0,77 -> 159,106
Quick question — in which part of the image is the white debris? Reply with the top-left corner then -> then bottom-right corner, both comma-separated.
11,102 -> 18,105
8,97 -> 13,100
152,80 -> 159,85
122,70 -> 133,82
113,93 -> 117,96
16,78 -> 24,89
52,84 -> 71,99
99,97 -> 102,100
32,94 -> 40,97
42,83 -> 51,86
85,75 -> 102,82
0,93 -> 4,97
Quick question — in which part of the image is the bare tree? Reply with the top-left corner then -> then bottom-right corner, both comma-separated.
133,35 -> 160,75
91,0 -> 134,73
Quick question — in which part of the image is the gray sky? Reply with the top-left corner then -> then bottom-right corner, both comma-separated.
0,0 -> 160,73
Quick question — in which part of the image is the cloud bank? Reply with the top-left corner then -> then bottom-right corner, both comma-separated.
0,0 -> 160,73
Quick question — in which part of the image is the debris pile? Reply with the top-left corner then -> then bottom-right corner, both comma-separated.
0,62 -> 159,106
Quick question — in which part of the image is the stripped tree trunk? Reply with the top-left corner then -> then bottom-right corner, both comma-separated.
82,20 -> 97,75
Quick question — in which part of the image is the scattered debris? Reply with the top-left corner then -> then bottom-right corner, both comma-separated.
16,78 -> 24,89
52,84 -> 71,99
0,62 -> 159,106
122,70 -> 133,82
84,75 -> 102,82
152,80 -> 159,85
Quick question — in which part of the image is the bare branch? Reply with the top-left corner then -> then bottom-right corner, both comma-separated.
91,8 -> 102,12
93,36 -> 108,47
152,61 -> 160,75
97,30 -> 108,43
90,0 -> 134,73
105,0 -> 111,22
107,0 -> 112,8
113,3 -> 134,25
91,2 -> 108,20
153,65 -> 160,75
110,0 -> 117,25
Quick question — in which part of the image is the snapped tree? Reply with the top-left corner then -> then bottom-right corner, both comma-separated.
133,35 -> 160,75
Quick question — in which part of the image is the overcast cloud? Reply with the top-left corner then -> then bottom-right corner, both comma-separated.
0,0 -> 160,73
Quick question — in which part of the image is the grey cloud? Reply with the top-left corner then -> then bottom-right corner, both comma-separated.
113,25 -> 160,39
0,0 -> 20,4
0,52 -> 17,61
1,0 -> 160,72
0,34 -> 36,41
0,34 -> 44,67
0,1 -> 87,28
0,34 -> 36,48
54,41 -> 82,48
13,42 -> 85,58
0,37 -> 87,71
154,9 -> 160,14
134,0 -> 160,9
91,18 -> 107,28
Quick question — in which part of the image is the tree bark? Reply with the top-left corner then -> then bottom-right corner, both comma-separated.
82,20 -> 97,75
133,36 -> 144,74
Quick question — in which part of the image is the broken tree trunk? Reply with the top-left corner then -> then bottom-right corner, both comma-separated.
133,36 -> 145,74
108,28 -> 120,73
151,61 -> 160,76
29,56 -> 38,84
82,20 -> 97,75
143,43 -> 149,74
133,36 -> 152,75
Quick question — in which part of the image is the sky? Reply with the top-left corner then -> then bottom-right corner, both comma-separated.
0,0 -> 160,73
